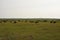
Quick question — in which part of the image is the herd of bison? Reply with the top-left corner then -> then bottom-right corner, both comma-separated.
0,19 -> 57,24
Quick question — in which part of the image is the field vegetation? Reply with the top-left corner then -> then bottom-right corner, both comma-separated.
0,19 -> 60,40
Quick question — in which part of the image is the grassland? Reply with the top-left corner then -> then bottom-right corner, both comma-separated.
0,19 -> 60,40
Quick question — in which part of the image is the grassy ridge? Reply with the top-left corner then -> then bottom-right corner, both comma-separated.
0,19 -> 60,40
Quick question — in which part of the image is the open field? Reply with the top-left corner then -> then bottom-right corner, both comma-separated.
0,19 -> 60,40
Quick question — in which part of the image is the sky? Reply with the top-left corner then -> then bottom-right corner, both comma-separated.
0,0 -> 60,18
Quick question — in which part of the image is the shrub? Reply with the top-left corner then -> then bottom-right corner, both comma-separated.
43,20 -> 47,22
25,20 -> 28,22
18,20 -> 20,22
29,21 -> 34,23
10,21 -> 13,23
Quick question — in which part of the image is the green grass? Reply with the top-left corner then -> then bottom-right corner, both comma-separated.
0,22 -> 60,40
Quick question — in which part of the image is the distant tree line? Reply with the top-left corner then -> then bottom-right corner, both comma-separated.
0,19 -> 57,24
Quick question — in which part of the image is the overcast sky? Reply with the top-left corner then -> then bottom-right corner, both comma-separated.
0,0 -> 60,18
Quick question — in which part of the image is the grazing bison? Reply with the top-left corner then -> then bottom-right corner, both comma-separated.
53,21 -> 56,23
3,20 -> 7,23
35,20 -> 39,23
50,21 -> 53,23
13,21 -> 17,23
50,20 -> 56,23
0,21 -> 2,23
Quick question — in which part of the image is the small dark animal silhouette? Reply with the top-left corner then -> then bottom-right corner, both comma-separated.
35,21 -> 39,23
53,21 -> 56,23
50,21 -> 53,23
14,21 -> 17,23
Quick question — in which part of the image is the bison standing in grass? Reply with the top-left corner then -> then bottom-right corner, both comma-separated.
14,21 -> 17,23
0,21 -> 2,23
3,20 -> 7,23
35,20 -> 40,23
53,21 -> 56,23
50,20 -> 56,23
50,21 -> 53,23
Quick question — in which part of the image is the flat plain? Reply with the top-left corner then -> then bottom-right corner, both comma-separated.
0,19 -> 60,40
